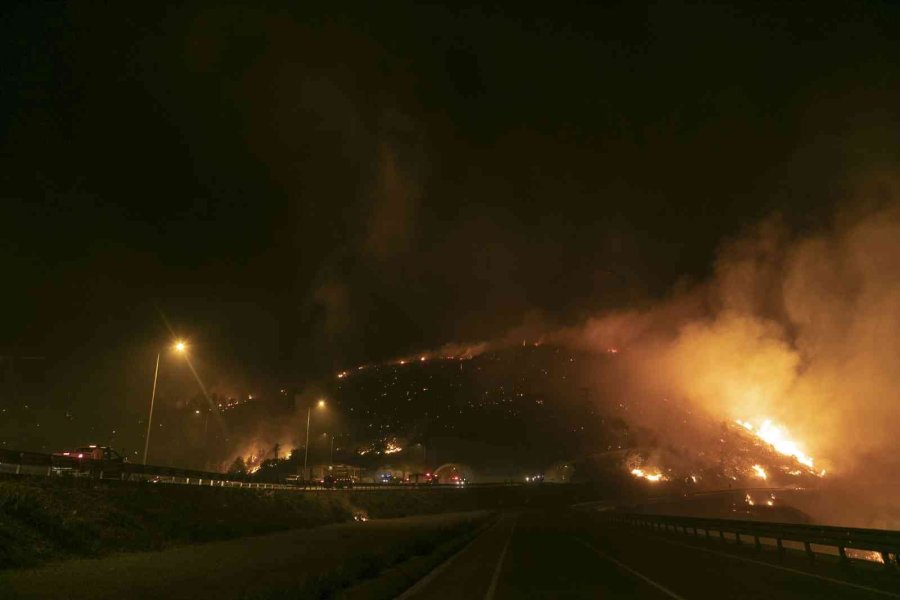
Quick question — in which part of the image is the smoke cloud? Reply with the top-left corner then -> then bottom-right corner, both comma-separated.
557,181 -> 900,526
396,178 -> 900,525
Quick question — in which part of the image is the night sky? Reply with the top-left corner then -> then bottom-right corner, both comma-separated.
3,2 -> 900,452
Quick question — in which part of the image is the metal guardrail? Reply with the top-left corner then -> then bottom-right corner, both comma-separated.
0,448 -> 522,492
0,448 -> 265,485
611,512 -> 900,569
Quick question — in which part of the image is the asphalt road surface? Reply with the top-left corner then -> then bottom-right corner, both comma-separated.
3,508 -> 897,599
402,510 -> 900,599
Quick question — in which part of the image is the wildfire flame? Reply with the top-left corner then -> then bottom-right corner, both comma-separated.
736,419 -> 816,469
631,468 -> 668,482
751,464 -> 767,480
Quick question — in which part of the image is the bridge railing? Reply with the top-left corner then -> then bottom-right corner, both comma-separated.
0,448 -> 268,486
610,511 -> 900,569
0,448 -> 522,491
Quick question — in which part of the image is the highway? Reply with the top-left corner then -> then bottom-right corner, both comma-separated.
2,505 -> 898,599
0,447 -> 526,492
402,510 -> 900,599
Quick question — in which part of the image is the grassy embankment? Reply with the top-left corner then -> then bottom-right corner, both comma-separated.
0,475 -> 582,570
243,513 -> 491,600
0,511 -> 493,600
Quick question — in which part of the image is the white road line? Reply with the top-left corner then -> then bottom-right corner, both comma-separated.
642,533 -> 900,599
484,516 -> 517,600
574,537 -> 687,600
396,518 -> 497,600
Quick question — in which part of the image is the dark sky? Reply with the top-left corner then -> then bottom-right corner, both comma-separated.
3,2 -> 900,450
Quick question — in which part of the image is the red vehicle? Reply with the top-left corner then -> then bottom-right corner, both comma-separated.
403,472 -> 437,485
52,445 -> 126,477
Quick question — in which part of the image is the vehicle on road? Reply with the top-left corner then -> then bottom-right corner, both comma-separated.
323,474 -> 354,489
324,465 -> 355,488
52,445 -> 126,477
403,472 -> 437,485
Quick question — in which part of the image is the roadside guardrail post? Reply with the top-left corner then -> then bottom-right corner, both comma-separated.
618,511 -> 900,570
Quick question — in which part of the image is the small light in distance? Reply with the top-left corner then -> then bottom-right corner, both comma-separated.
317,399 -> 326,408
174,341 -> 186,352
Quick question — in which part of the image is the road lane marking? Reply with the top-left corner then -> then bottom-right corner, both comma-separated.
396,517 -> 500,600
484,515 -> 517,600
574,537 -> 687,600
637,532 -> 900,599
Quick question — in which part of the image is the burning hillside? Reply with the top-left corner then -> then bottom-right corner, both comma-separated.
218,191 -> 899,526
219,340 -> 827,495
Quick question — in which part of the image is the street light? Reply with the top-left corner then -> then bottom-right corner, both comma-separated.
303,399 -> 326,480
143,340 -> 187,465
322,432 -> 335,466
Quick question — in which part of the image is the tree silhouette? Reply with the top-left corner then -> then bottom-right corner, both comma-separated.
228,456 -> 247,475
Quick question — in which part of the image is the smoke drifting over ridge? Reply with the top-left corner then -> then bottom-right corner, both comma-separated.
373,182 -> 898,524
557,183 -> 896,525
579,200 -> 898,459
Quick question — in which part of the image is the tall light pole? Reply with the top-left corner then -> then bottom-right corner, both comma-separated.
330,434 -> 334,466
303,399 -> 326,480
143,341 -> 186,465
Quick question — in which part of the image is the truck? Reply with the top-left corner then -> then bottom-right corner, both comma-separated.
323,465 -> 355,489
52,445 -> 126,477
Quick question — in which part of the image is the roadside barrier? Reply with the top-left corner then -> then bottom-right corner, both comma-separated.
0,448 -> 522,491
610,511 -> 900,569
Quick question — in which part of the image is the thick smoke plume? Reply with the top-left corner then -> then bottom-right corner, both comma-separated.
396,185 -> 899,525
562,187 -> 900,527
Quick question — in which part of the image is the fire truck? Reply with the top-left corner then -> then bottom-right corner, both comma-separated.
323,465 -> 355,489
52,445 -> 126,477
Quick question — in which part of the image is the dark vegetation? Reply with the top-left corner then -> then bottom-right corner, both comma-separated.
245,516 -> 489,600
0,474 -> 588,570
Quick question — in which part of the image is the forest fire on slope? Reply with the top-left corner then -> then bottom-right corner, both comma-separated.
735,419 -> 821,474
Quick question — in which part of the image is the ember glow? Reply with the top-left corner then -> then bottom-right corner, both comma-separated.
630,468 -> 668,483
751,464 -> 767,480
736,419 -> 816,470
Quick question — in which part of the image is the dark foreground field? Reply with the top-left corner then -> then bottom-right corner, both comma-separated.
0,510 -> 492,600
0,475 -> 587,569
